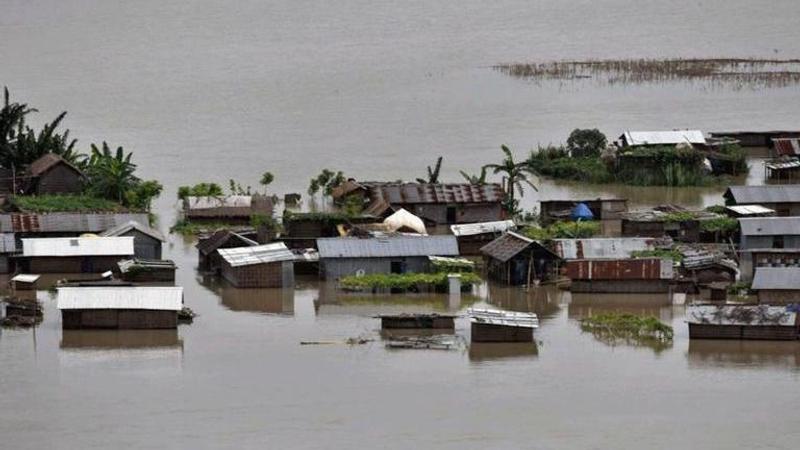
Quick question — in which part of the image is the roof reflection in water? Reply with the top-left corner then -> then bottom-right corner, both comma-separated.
469,342 -> 539,362
58,329 -> 184,369
687,340 -> 800,370
485,283 -> 564,320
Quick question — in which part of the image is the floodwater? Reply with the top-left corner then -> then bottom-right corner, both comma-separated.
3,0 -> 800,448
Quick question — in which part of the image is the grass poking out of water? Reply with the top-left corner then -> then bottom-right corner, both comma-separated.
580,313 -> 674,351
339,272 -> 482,292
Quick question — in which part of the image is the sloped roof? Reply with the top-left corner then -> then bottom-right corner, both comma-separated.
196,230 -> 258,255
739,217 -> 800,236
57,286 -> 183,311
317,235 -> 458,258
621,130 -> 706,146
752,267 -> 800,290
450,220 -> 516,237
117,258 -> 176,273
366,182 -> 504,205
725,185 -> 800,204
100,220 -> 165,242
22,236 -> 134,257
725,205 -> 775,216
1,213 -> 150,233
28,153 -> 84,177
218,242 -> 295,267
383,208 -> 427,235
480,231 -> 558,262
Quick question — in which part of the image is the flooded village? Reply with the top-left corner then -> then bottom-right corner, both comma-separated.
4,1 -> 800,448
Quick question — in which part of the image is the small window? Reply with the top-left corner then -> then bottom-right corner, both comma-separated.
773,236 -> 784,249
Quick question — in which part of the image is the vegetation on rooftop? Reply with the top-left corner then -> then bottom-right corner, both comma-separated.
630,249 -> 683,262
699,216 -> 739,234
339,272 -> 481,292
579,313 -> 673,352
522,220 -> 600,240
11,194 -> 125,213
177,182 -> 224,201
170,219 -> 248,236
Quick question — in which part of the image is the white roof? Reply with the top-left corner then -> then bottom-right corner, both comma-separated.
11,274 -> 40,283
450,220 -> 516,237
22,237 -> 135,257
57,286 -> 183,311
467,308 -> 539,329
185,195 -> 251,210
622,130 -> 706,146
217,242 -> 294,267
725,205 -> 775,216
383,208 -> 427,235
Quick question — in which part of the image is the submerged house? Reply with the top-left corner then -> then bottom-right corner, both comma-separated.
618,130 -> 707,148
57,286 -> 183,329
183,194 -> 273,224
116,258 -> 177,283
100,220 -> 165,259
217,242 -> 295,288
0,212 -> 151,236
724,185 -> 800,217
480,231 -> 561,285
25,153 -> 85,195
196,230 -> 259,273
687,304 -> 799,340
565,258 -> 674,293
539,199 -> 628,225
316,235 -> 459,280
551,238 -> 659,260
738,217 -> 800,282
620,206 -> 718,242
17,236 -> 134,273
752,267 -> 800,305
338,182 -> 506,225
450,220 -> 516,255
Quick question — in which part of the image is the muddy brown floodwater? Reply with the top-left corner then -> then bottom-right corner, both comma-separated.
3,0 -> 800,448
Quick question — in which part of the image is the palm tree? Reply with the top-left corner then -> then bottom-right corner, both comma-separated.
483,145 -> 538,212
0,87 -> 36,168
459,166 -> 489,185
416,156 -> 443,184
86,142 -> 139,203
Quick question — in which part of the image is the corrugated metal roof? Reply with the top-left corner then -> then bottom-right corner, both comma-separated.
0,233 -> 16,253
552,238 -> 656,260
196,230 -> 258,255
100,220 -> 165,241
185,195 -> 251,210
752,267 -> 800,290
479,231 -> 559,262
218,242 -> 295,267
57,286 -> 183,311
725,185 -> 800,204
317,235 -> 459,258
0,213 -> 151,233
450,220 -> 516,237
22,237 -> 134,257
725,205 -> 775,216
621,130 -> 706,146
117,258 -> 176,273
467,308 -> 539,329
772,138 -> 800,156
366,182 -> 504,205
686,304 -> 796,326
739,217 -> 800,236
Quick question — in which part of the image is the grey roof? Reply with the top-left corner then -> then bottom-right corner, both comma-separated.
117,258 -> 176,273
100,220 -> 165,242
739,217 -> 800,236
0,233 -> 16,253
22,237 -> 135,257
217,243 -> 295,267
752,267 -> 800,290
621,130 -> 706,146
57,286 -> 183,311
450,220 -> 516,237
725,185 -> 800,204
316,235 -> 459,259
0,213 -> 151,233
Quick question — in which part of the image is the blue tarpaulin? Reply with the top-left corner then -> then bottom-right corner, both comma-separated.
571,203 -> 594,221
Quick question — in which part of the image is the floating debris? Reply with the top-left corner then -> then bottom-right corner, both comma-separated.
178,307 -> 196,324
494,58 -> 800,90
385,335 -> 460,350
301,336 -> 372,346
1,298 -> 43,328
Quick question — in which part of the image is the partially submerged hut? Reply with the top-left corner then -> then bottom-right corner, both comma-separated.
116,258 -> 177,283
196,230 -> 258,272
551,238 -> 660,260
618,130 -> 707,148
724,185 -> 800,216
353,182 -> 506,225
100,220 -> 165,259
10,273 -> 40,291
18,236 -> 134,273
620,206 -> 718,242
217,242 -> 295,288
539,199 -> 628,225
480,231 -> 561,285
565,258 -> 674,293
25,153 -> 85,195
183,194 -> 273,224
57,286 -> 183,329
450,220 -> 516,255
468,308 -> 539,343
316,235 -> 459,280
686,304 -> 799,340
0,212 -> 151,236
751,267 -> 800,305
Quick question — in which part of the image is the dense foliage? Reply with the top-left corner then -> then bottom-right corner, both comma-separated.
566,128 -> 607,158
177,182 -> 224,200
339,272 -> 481,291
699,216 -> 739,234
308,169 -> 346,196
630,249 -> 683,262
11,194 -> 125,212
527,148 -> 614,183
580,313 -> 674,349
523,221 -> 600,240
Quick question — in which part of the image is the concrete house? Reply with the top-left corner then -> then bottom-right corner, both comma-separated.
217,243 -> 295,288
752,267 -> 800,305
18,236 -> 134,273
25,153 -> 84,195
738,217 -> 800,282
57,286 -> 183,329
100,220 -> 165,260
724,185 -> 800,217
316,235 -> 459,280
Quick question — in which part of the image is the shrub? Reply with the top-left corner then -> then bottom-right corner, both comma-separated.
177,182 -> 223,200
339,272 -> 481,291
567,128 -> 607,158
522,221 -> 600,240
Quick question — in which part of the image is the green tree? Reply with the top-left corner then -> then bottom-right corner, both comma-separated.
567,128 -> 607,158
177,182 -> 224,200
260,171 -> 274,193
416,156 -> 443,184
459,166 -> 489,185
0,87 -> 36,168
125,179 -> 163,211
85,142 -> 139,203
484,145 -> 538,214
308,169 -> 345,196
